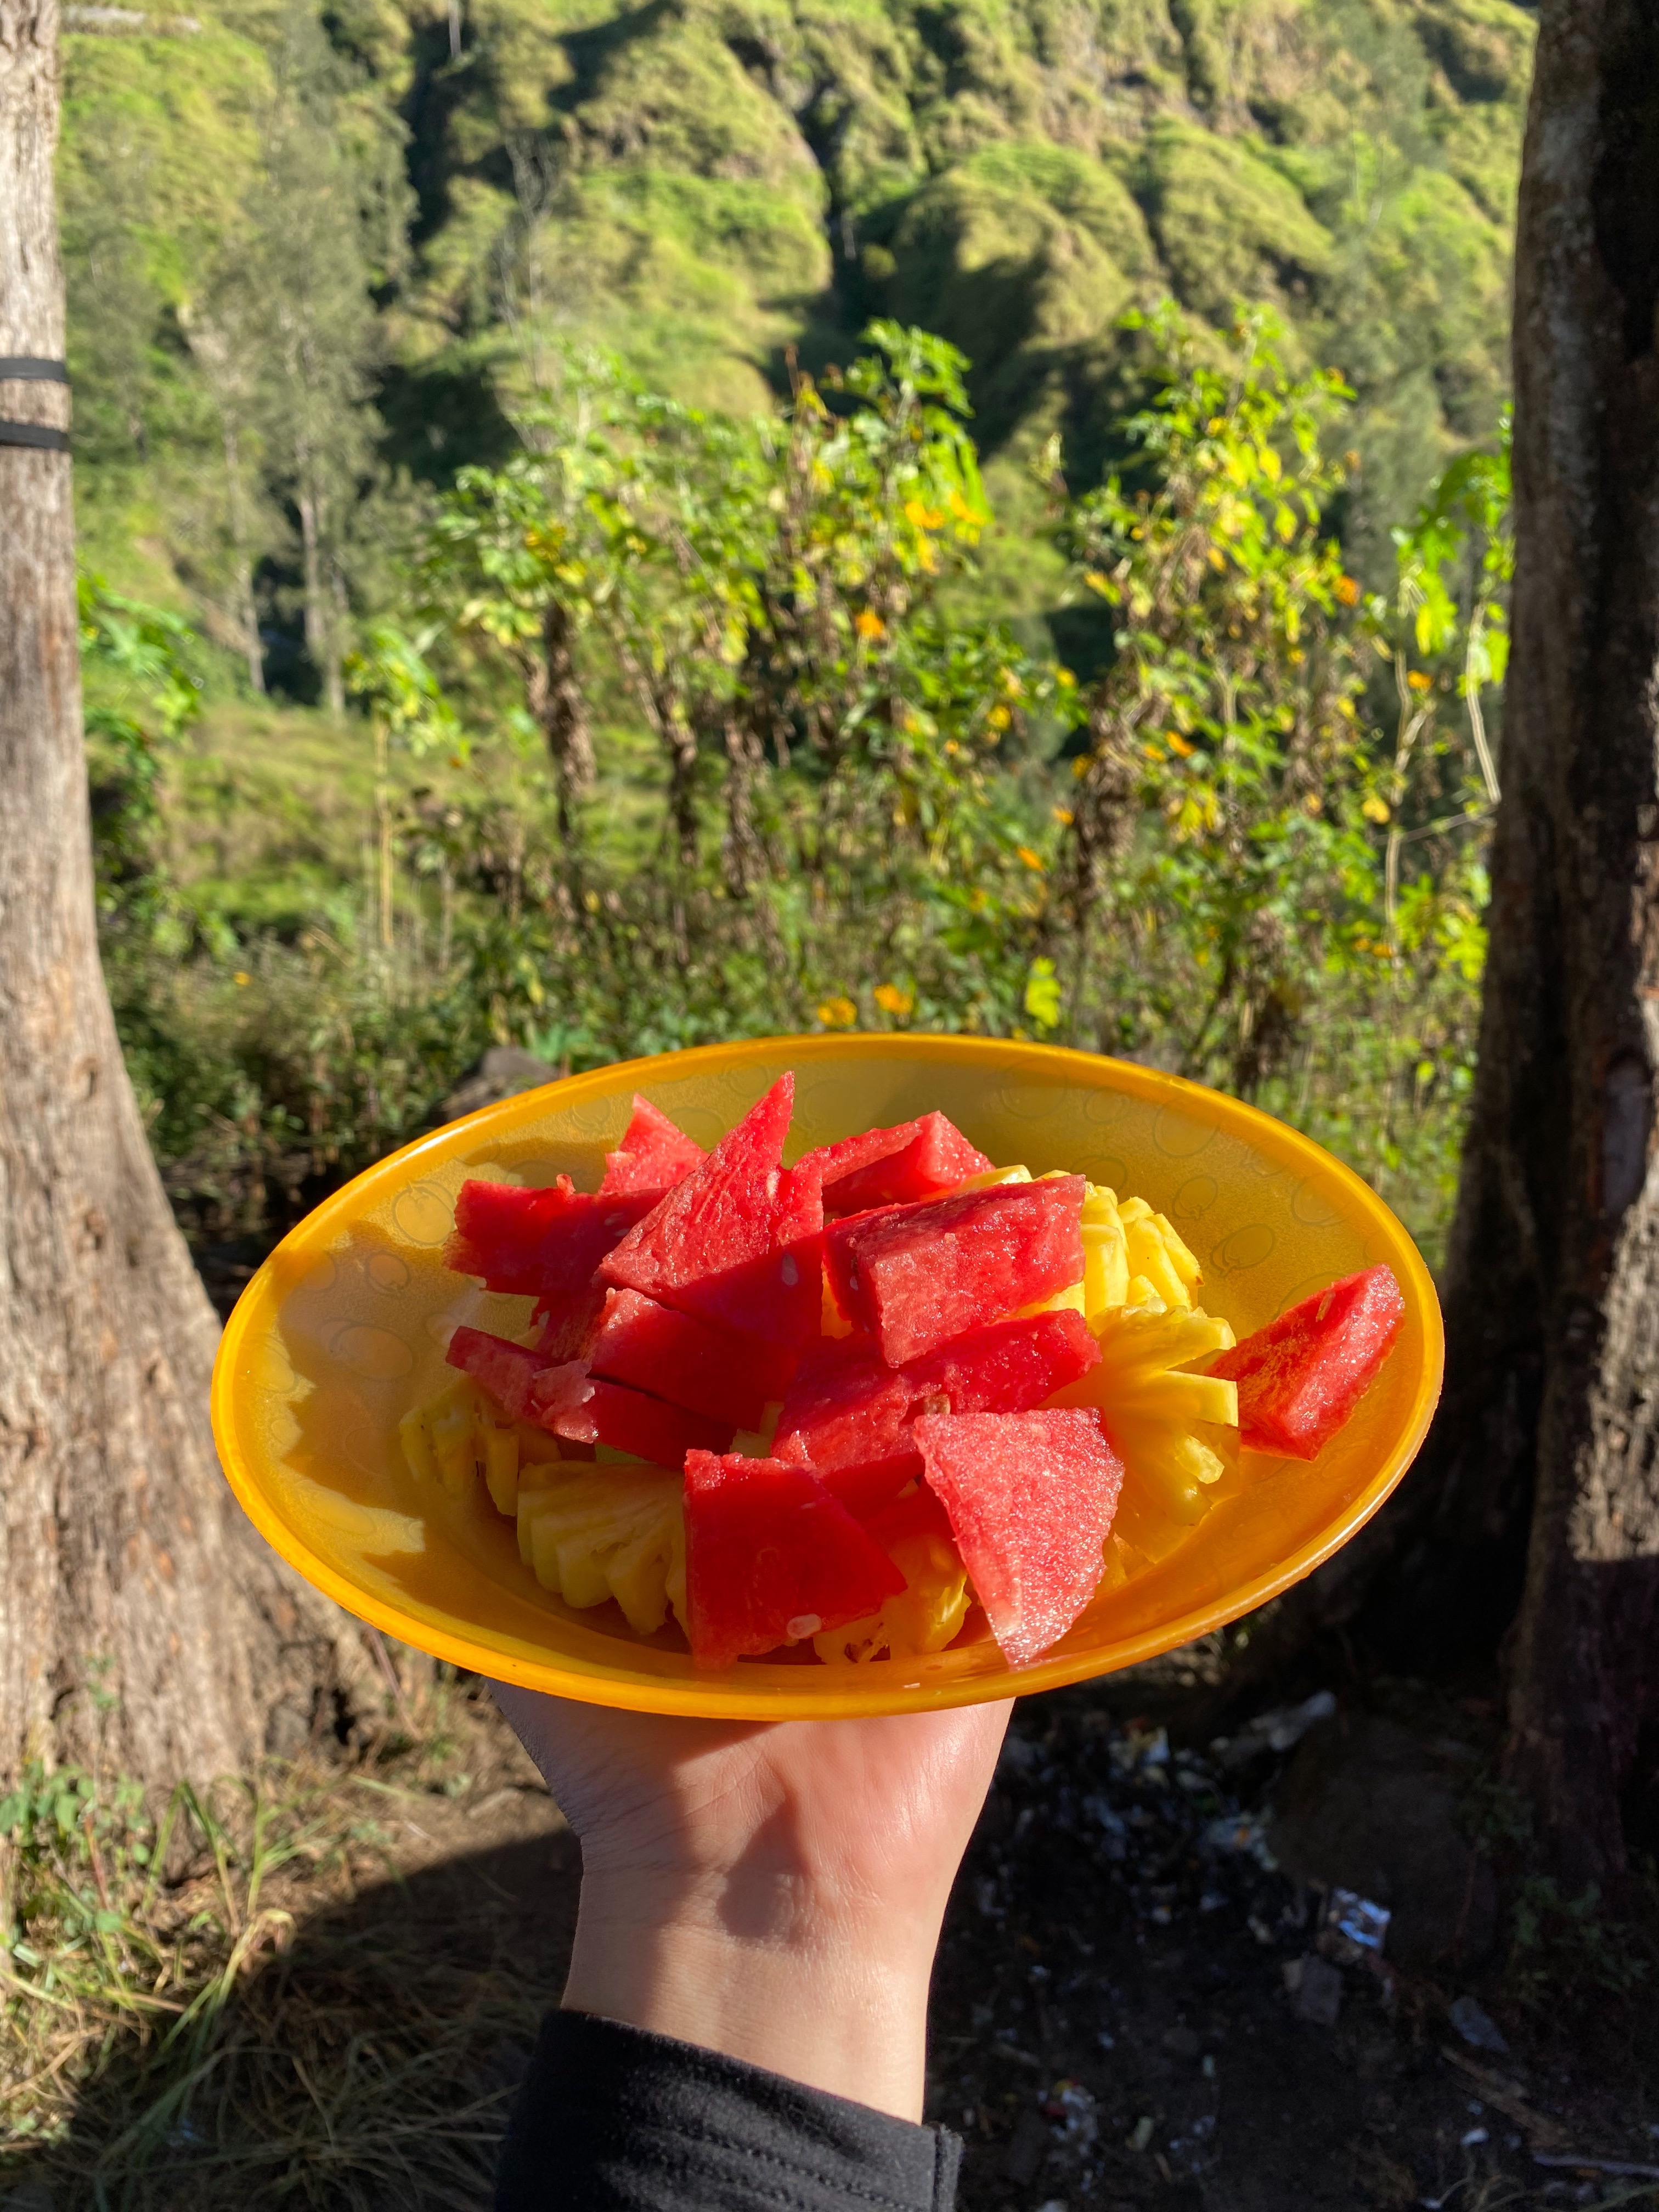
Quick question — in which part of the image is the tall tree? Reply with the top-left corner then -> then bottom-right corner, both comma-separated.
250,0 -> 379,717
1365,0 -> 1659,1892
0,0 -> 359,1784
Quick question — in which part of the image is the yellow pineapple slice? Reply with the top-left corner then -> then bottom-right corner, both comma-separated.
814,1532 -> 971,1665
483,1424 -> 520,1516
953,1163 -> 1032,1193
397,1376 -> 492,1498
730,1402 -> 782,1458
397,1401 -> 438,1483
1119,1197 -> 1201,1310
1051,1301 -> 1238,1525
518,1465 -> 686,1637
1082,1184 -> 1130,1317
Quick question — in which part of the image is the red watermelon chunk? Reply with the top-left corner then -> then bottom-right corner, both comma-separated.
859,1480 -> 955,1548
1210,1264 -> 1404,1459
916,1408 -> 1123,1666
599,1095 -> 707,1197
682,1451 -> 907,1670
445,1178 -> 657,1299
534,1281 -> 606,1363
830,1176 -> 1087,1364
801,1111 -> 994,1216
588,1287 -> 796,1431
446,1325 -> 543,1422
775,1308 -> 1101,1516
774,1336 -> 918,1515
527,1364 -> 734,1466
599,1074 -> 824,1347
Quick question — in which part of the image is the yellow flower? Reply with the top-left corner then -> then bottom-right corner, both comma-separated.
817,996 -> 858,1030
233,970 -> 252,988
1361,795 -> 1391,824
1166,731 -> 1195,758
854,609 -> 885,641
1304,792 -> 1324,816
1083,569 -> 1113,597
1052,805 -> 1074,826
904,498 -> 944,529
873,982 -> 914,1018
988,704 -> 1012,730
1015,845 -> 1047,872
1407,669 -> 1432,692
1335,574 -> 1361,607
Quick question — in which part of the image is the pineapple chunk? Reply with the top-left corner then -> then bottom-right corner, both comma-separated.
814,1533 -> 971,1665
1120,1197 -> 1201,1310
397,1402 -> 438,1483
1053,1301 -> 1238,1525
519,1466 -> 686,1637
1082,1185 -> 1131,1316
398,1376 -> 490,1498
952,1163 -> 1032,1193
483,1424 -> 520,1516
1081,1188 -> 1202,1318
730,1402 -> 782,1458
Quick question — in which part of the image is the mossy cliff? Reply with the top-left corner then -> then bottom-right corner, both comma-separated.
61,0 -> 1531,616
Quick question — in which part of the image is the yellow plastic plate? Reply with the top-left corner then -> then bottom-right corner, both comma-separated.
211,1034 -> 1442,1717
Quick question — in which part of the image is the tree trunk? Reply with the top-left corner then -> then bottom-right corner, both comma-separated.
296,462 -> 343,714
1369,0 -> 1659,1893
0,0 -> 361,1786
525,597 -> 594,839
222,416 -> 265,695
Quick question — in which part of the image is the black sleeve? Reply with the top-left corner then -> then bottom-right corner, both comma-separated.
495,2010 -> 962,2212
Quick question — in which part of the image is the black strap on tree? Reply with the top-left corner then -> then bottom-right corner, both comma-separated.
0,357 -> 71,451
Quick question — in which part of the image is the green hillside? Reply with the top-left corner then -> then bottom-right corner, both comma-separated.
61,0 -> 1529,658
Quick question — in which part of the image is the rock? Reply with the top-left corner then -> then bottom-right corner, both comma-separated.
1448,1995 -> 1509,2056
1002,2107 -> 1051,2183
1288,1953 -> 1343,2027
1268,1712 -> 1498,1971
440,1047 -> 560,1125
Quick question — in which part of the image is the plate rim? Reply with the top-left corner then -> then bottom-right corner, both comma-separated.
210,1032 -> 1446,1718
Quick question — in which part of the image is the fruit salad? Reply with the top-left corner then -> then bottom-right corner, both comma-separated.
398,1075 -> 1404,1671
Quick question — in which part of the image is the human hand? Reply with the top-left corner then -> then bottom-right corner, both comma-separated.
493,1683 -> 1012,2120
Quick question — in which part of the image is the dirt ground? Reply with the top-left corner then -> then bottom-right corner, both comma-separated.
13,1644 -> 1650,2212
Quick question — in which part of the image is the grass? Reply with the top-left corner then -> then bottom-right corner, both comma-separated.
0,1663 -> 568,2210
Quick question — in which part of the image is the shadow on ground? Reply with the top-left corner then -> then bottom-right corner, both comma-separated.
0,1774 -> 579,2212
4,1674 -> 1656,2211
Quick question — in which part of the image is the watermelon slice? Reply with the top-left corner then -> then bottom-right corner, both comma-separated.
860,1480 -> 955,1549
527,1363 -> 734,1466
916,1408 -> 1123,1665
775,1308 -> 1101,1515
588,1287 -> 797,1431
1210,1265 -> 1404,1459
682,1451 -> 907,1669
828,1175 -> 1087,1364
445,1178 -> 657,1299
599,1095 -> 707,1198
599,1074 -> 824,1347
534,1281 -> 607,1363
773,1336 -> 917,1515
800,1111 -> 994,1216
446,1325 -> 542,1422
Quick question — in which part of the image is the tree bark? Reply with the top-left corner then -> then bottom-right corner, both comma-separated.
1,0 -> 360,1786
524,596 -> 594,840
1370,0 -> 1659,1893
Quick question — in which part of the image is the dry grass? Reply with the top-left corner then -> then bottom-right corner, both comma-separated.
0,1668 -> 574,2210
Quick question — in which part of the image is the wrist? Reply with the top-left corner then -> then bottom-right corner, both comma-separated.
561,1868 -> 941,2120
